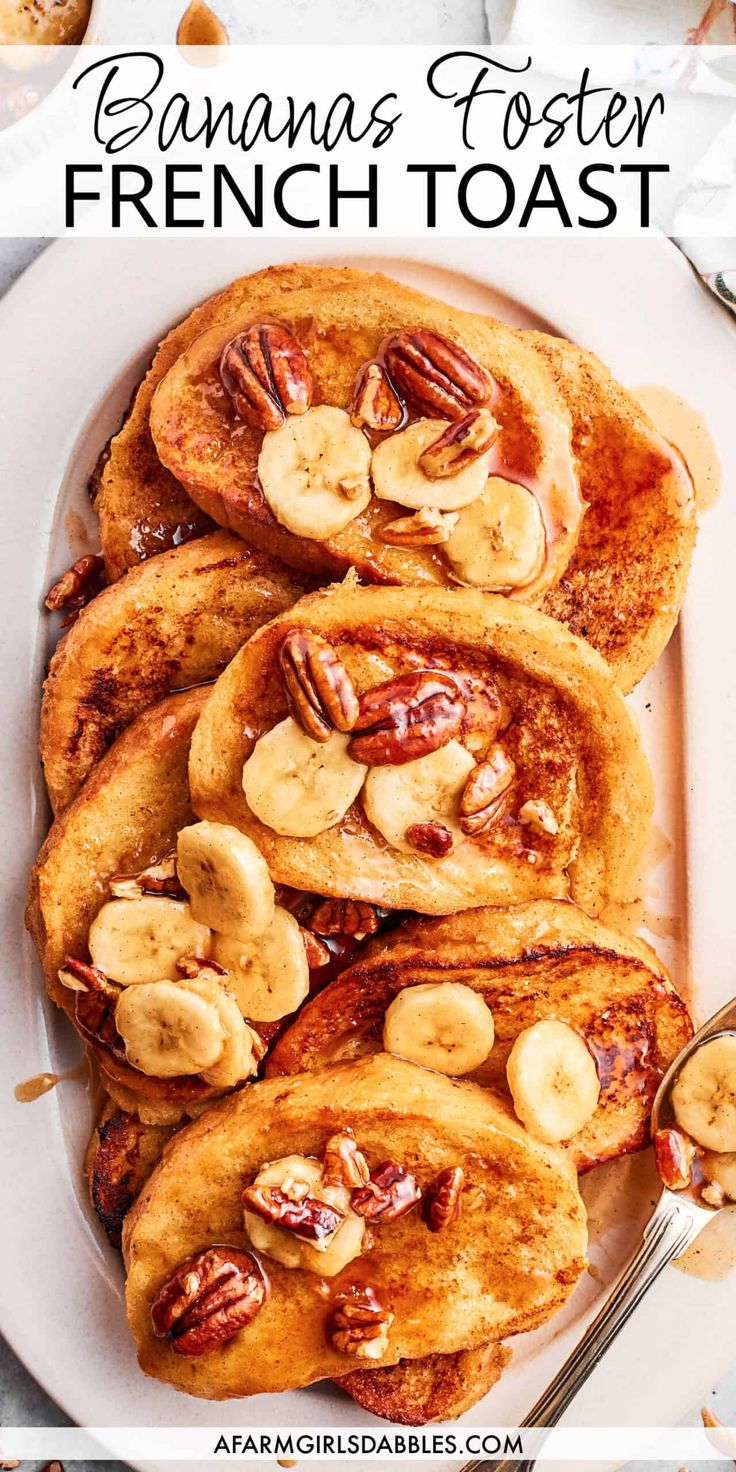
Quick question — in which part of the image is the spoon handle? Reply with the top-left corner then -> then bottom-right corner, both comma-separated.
462,1193 -> 699,1472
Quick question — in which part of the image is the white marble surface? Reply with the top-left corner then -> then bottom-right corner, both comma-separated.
1,0 -> 735,1462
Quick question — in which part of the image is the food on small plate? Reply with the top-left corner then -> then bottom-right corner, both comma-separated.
26,690 -> 319,1123
41,531 -> 305,811
267,901 -> 692,1172
123,1055 -> 587,1398
189,583 -> 654,917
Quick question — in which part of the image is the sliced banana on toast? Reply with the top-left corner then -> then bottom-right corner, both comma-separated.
243,1153 -> 365,1276
213,905 -> 310,1022
506,1020 -> 600,1145
243,717 -> 367,838
363,741 -> 475,855
116,980 -> 226,1079
445,478 -> 546,591
383,982 -> 495,1077
258,405 -> 372,538
177,820 -> 275,940
88,896 -> 211,985
371,418 -> 492,513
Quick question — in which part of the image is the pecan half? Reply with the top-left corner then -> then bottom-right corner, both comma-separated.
423,1166 -> 464,1231
327,1282 -> 393,1359
280,631 -> 359,743
310,897 -> 382,937
350,362 -> 403,432
323,1129 -> 370,1189
460,745 -> 516,835
352,1161 -> 421,1223
45,553 -> 105,615
301,927 -> 332,970
418,408 -> 498,479
653,1128 -> 696,1192
405,821 -> 453,857
348,671 -> 465,766
59,958 -> 126,1060
384,328 -> 492,421
379,506 -> 459,547
220,323 -> 313,432
151,1246 -> 269,1357
242,1183 -> 345,1242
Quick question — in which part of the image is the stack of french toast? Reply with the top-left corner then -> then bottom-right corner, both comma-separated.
27,264 -> 698,1418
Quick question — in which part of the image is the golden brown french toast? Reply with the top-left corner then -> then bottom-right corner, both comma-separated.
267,901 -> 692,1172
94,265 -> 355,581
123,1055 -> 587,1399
527,332 -> 697,692
149,267 -> 583,600
336,1342 -> 512,1424
41,532 -> 307,812
27,687 -> 217,1123
189,583 -> 653,917
85,1099 -> 178,1248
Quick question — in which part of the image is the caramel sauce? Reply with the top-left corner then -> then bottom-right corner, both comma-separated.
14,1072 -> 60,1103
177,1 -> 229,52
674,1205 -> 736,1281
633,385 -> 722,514
14,1056 -> 91,1103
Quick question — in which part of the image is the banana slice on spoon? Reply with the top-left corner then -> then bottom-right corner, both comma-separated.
506,1019 -> 601,1144
383,981 -> 495,1077
671,1033 -> 736,1153
243,717 -> 367,838
88,896 -> 211,985
177,820 -> 275,941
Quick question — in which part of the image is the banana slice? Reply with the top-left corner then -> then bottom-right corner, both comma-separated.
506,1020 -> 600,1144
671,1035 -> 736,1153
383,982 -> 495,1077
445,478 -> 546,590
371,418 -> 491,513
176,820 -> 275,941
184,972 -> 261,1088
258,405 -> 372,539
213,905 -> 310,1022
703,1151 -> 736,1201
243,717 -> 367,838
115,980 -> 226,1079
362,739 -> 475,854
243,1153 -> 365,1276
88,896 -> 211,986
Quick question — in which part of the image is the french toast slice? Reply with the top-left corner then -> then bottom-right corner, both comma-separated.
41,531 -> 306,812
94,265 -> 354,581
123,1054 -> 587,1399
85,1099 -> 177,1248
527,332 -> 697,692
149,267 -> 581,597
27,687 -> 214,1123
189,583 -> 653,917
336,1342 -> 512,1424
85,1095 -> 511,1421
267,901 -> 692,1173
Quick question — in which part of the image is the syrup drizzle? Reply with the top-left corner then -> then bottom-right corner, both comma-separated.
177,1 -> 229,51
633,385 -> 722,514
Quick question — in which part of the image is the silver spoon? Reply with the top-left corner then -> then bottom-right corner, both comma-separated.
463,994 -> 736,1472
